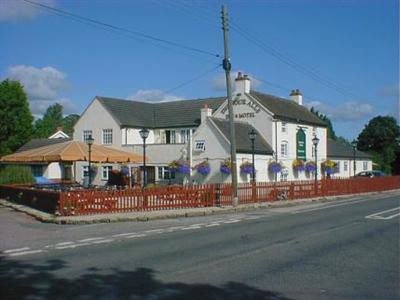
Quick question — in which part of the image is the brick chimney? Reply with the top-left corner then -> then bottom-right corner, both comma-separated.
201,104 -> 212,123
235,72 -> 251,94
290,89 -> 303,105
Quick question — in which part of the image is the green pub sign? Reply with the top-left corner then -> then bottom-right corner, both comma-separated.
296,129 -> 306,160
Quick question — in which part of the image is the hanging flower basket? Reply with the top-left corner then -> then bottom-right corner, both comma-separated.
168,160 -> 190,174
305,161 -> 316,172
220,159 -> 232,174
322,160 -> 338,175
268,161 -> 282,173
194,161 -> 210,175
240,161 -> 254,174
292,159 -> 305,172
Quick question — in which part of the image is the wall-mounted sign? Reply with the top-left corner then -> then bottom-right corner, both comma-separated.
296,128 -> 306,160
220,98 -> 262,115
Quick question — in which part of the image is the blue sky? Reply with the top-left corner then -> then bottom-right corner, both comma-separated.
1,0 -> 399,140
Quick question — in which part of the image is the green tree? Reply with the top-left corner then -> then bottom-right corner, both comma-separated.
310,107 -> 337,140
0,80 -> 33,156
357,116 -> 400,174
34,103 -> 64,138
62,114 -> 80,137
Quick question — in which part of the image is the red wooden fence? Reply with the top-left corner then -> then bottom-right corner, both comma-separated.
57,176 -> 400,216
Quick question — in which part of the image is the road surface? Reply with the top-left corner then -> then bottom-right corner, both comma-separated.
1,191 -> 399,299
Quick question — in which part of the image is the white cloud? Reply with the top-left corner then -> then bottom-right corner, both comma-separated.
305,100 -> 374,122
211,70 -> 261,91
0,0 -> 56,22
128,89 -> 183,103
6,65 -> 76,115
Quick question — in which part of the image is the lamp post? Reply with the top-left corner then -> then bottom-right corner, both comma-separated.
351,139 -> 357,177
86,135 -> 94,188
312,135 -> 320,184
248,129 -> 257,183
139,128 -> 149,188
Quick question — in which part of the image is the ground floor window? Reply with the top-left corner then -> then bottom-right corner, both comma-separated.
102,166 -> 113,180
82,165 -> 89,178
158,166 -> 175,180
363,161 -> 368,171
344,161 -> 348,172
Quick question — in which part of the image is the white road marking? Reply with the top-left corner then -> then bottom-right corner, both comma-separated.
223,219 -> 241,224
90,239 -> 114,244
55,242 -> 91,249
180,225 -> 201,230
78,237 -> 106,242
365,207 -> 400,220
205,223 -> 221,227
124,233 -> 147,239
8,250 -> 45,256
3,247 -> 30,253
112,232 -> 137,237
291,198 -> 373,214
55,241 -> 75,246
145,229 -> 166,234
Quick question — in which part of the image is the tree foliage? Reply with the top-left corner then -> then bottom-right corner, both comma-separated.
0,165 -> 35,184
310,107 -> 337,140
0,80 -> 33,156
62,114 -> 80,137
357,116 -> 400,174
33,104 -> 79,138
34,103 -> 64,138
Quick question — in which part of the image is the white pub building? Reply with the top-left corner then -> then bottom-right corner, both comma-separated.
73,72 -> 372,186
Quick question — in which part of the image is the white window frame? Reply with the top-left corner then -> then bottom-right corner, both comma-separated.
363,161 -> 368,171
102,166 -> 113,180
102,129 -> 113,145
194,140 -> 206,152
281,122 -> 287,133
158,166 -> 175,180
83,130 -> 93,142
280,141 -> 288,157
82,165 -> 89,178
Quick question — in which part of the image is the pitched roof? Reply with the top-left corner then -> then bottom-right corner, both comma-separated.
327,139 -> 372,159
96,90 -> 327,129
250,91 -> 327,127
16,138 -> 71,153
97,96 -> 225,128
211,118 -> 274,155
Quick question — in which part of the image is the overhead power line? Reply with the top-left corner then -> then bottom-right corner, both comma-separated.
162,1 -> 366,100
22,0 -> 220,61
229,20 -> 362,99
162,64 -> 221,95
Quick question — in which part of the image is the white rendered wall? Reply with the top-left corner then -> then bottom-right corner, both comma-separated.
73,98 -> 122,148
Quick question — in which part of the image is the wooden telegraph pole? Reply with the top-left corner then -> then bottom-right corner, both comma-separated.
221,4 -> 238,206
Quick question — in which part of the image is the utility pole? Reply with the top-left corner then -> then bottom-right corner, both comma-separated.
221,4 -> 238,206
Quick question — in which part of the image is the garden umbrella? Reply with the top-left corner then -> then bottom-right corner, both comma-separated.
0,140 -> 144,163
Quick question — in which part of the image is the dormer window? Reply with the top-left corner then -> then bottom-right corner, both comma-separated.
194,140 -> 205,152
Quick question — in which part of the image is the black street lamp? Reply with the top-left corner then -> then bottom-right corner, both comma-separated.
312,135 -> 320,184
351,139 -> 357,177
139,128 -> 149,188
248,128 -> 257,183
86,135 -> 94,188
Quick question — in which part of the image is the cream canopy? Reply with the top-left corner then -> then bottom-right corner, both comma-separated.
1,140 -> 144,163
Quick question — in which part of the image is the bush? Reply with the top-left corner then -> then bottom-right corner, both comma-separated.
0,165 -> 35,185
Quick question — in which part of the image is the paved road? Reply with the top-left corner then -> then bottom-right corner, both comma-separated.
1,191 -> 399,299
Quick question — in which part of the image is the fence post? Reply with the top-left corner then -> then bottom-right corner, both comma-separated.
289,181 -> 294,200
